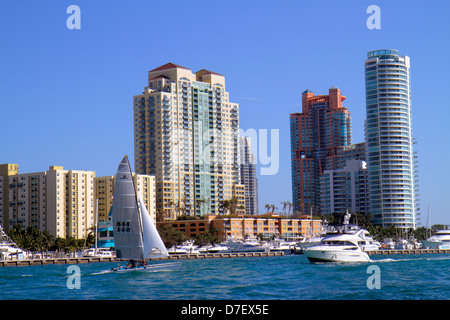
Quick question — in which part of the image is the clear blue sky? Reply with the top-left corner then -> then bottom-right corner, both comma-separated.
1,0 -> 449,225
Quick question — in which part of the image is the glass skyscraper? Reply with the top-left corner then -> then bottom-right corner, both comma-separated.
365,49 -> 418,228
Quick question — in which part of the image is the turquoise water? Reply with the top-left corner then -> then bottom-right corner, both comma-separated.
0,254 -> 449,300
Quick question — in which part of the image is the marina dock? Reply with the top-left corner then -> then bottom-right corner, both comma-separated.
367,248 -> 450,255
0,251 -> 284,267
1,249 -> 449,267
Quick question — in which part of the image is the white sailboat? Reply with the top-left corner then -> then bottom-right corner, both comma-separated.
111,156 -> 176,272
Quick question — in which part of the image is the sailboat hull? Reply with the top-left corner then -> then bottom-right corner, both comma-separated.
111,262 -> 180,273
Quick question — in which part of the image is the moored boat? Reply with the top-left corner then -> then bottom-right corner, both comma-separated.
421,230 -> 450,249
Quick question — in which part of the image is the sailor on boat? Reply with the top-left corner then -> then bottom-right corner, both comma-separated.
126,259 -> 137,269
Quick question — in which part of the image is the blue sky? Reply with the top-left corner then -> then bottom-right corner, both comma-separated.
1,0 -> 449,225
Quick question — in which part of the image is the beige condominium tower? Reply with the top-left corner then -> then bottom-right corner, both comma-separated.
0,164 -> 95,239
95,174 -> 156,223
134,63 -> 244,219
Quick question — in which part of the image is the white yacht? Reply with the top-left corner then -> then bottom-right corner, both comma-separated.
226,237 -> 270,253
297,236 -> 323,251
206,244 -> 229,253
359,230 -> 381,252
0,226 -> 25,260
168,240 -> 200,254
82,247 -> 115,258
421,230 -> 450,249
303,229 -> 371,263
269,239 -> 299,254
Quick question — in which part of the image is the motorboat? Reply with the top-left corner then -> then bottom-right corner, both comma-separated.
168,240 -> 200,254
421,230 -> 450,249
269,239 -> 299,254
303,228 -> 371,263
381,238 -> 395,250
297,236 -> 323,251
226,237 -> 271,253
206,244 -> 229,253
82,247 -> 115,258
0,225 -> 25,260
359,230 -> 381,252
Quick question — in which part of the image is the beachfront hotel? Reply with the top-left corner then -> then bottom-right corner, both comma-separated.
364,49 -> 418,228
133,63 -> 245,219
0,164 -> 95,239
290,87 -> 352,215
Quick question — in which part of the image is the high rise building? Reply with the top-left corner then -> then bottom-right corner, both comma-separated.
134,63 -> 244,219
336,142 -> 367,169
365,49 -> 417,228
0,164 -> 19,230
0,165 -> 95,239
290,87 -> 352,215
95,173 -> 156,223
239,136 -> 258,215
321,159 -> 370,216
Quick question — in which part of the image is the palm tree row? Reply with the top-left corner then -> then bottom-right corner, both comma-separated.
7,225 -> 95,253
219,197 -> 244,215
264,201 -> 294,215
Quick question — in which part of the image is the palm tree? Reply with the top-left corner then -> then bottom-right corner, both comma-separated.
264,203 -> 271,213
229,197 -> 238,215
281,201 -> 288,214
270,204 -> 278,213
287,201 -> 293,216
219,200 -> 231,215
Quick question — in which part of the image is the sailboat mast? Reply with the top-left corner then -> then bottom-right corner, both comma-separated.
95,198 -> 98,254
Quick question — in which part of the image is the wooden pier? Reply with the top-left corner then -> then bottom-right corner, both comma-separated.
0,251 -> 284,267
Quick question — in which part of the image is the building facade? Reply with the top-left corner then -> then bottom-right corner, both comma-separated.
95,173 -> 156,224
321,159 -> 370,215
365,49 -> 417,228
239,136 -> 258,215
157,214 -> 323,242
134,63 -> 244,219
290,87 -> 352,215
0,165 -> 95,239
336,142 -> 367,169
0,164 -> 19,230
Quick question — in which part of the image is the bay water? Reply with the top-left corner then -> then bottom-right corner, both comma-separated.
0,253 -> 448,300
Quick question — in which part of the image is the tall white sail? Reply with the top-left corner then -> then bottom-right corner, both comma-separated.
138,193 -> 169,258
112,156 -> 144,259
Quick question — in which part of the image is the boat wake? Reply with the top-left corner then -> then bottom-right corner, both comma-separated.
372,255 -> 450,263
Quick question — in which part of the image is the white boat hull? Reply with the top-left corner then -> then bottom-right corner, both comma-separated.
111,262 -> 180,273
304,247 -> 371,263
421,240 -> 450,250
